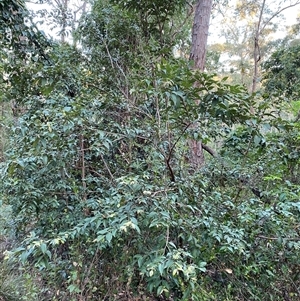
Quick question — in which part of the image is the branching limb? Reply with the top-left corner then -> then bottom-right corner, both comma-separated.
202,143 -> 217,157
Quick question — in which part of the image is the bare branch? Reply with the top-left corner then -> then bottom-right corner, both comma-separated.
99,153 -> 115,182
260,1 -> 300,34
171,1 -> 194,41
257,235 -> 300,241
80,134 -> 87,201
201,143 -> 217,157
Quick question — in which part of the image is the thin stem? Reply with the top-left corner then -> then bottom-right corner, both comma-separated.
80,134 -> 87,201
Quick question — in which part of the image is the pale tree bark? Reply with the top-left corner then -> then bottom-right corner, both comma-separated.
189,0 -> 213,168
61,0 -> 68,43
251,0 -> 265,94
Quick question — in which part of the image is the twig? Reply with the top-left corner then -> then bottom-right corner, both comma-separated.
171,1 -> 194,41
80,248 -> 100,300
99,153 -> 114,182
152,188 -> 175,196
164,122 -> 193,182
260,1 -> 300,35
257,235 -> 300,241
164,226 -> 170,255
80,134 -> 87,201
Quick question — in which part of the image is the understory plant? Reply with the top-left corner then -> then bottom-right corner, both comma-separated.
1,0 -> 300,300
1,53 -> 300,300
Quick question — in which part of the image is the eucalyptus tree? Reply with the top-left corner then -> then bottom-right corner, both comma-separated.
190,0 -> 214,70
212,0 -> 300,91
250,0 -> 300,92
187,0 -> 214,168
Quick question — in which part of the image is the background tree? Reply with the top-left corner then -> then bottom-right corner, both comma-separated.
29,0 -> 89,43
209,0 -> 300,91
249,0 -> 300,92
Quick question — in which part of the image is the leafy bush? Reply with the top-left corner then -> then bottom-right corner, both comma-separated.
1,1 -> 300,300
2,52 -> 300,300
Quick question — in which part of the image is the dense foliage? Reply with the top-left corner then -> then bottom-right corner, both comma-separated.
262,42 -> 300,100
1,1 -> 300,301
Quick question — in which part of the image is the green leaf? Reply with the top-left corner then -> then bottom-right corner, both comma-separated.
40,242 -> 47,254
158,263 -> 164,275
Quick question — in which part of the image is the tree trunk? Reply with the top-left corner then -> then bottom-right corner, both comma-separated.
190,0 -> 213,70
61,0 -> 68,43
251,0 -> 265,94
189,0 -> 213,168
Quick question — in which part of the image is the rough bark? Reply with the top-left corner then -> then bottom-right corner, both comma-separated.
251,0 -> 265,94
190,0 -> 213,70
189,0 -> 213,168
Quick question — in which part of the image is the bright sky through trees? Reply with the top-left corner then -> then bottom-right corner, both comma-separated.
209,2 -> 300,44
27,1 -> 300,45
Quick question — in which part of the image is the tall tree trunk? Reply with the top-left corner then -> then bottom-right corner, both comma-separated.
251,0 -> 265,94
189,0 -> 213,168
61,0 -> 68,43
190,0 -> 213,70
